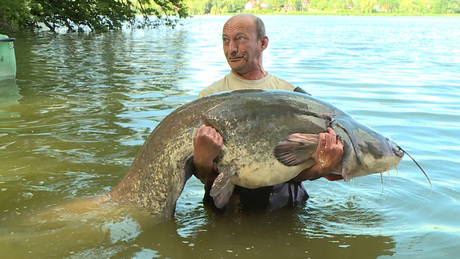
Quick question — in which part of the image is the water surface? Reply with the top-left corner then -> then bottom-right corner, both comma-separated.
1,16 -> 459,258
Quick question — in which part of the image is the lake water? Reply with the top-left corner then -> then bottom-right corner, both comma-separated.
1,15 -> 459,258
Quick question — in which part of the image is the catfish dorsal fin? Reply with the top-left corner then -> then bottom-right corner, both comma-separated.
274,133 -> 319,166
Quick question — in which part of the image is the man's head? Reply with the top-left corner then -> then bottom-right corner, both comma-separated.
222,14 -> 268,80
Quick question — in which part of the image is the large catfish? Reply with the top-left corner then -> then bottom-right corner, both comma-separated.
109,89 -> 406,219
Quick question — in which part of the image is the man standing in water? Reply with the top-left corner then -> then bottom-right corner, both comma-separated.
193,14 -> 343,213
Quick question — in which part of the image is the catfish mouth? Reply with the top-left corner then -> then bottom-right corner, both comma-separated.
394,145 -> 404,158
390,139 -> 404,158
324,144 -> 404,182
324,173 -> 343,181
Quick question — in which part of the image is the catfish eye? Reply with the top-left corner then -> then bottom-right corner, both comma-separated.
321,114 -> 332,126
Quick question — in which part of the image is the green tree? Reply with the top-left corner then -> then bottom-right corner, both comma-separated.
432,0 -> 448,12
435,0 -> 460,12
330,0 -> 348,10
360,0 -> 375,12
399,0 -> 421,12
223,0 -> 246,12
415,0 -> 429,12
311,0 -> 330,10
450,0 -> 460,12
295,0 -> 304,10
379,0 -> 400,12
0,0 -> 31,31
210,5 -> 219,14
184,0 -> 213,14
0,0 -> 188,33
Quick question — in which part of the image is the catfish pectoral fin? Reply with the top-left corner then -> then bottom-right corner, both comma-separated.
274,133 -> 319,166
212,184 -> 235,209
210,171 -> 236,209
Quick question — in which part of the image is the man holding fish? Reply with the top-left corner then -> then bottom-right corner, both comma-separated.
193,14 -> 344,212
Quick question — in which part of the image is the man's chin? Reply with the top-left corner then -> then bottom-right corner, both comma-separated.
229,65 -> 245,73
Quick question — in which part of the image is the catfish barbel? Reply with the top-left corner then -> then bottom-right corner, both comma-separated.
110,90 -> 427,218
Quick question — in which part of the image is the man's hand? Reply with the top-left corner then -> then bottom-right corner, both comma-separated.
294,127 -> 343,181
193,124 -> 223,184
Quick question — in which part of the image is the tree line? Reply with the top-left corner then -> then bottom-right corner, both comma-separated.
1,0 -> 458,33
0,0 -> 188,32
184,0 -> 460,15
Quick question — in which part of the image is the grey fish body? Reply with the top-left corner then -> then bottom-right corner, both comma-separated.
110,90 -> 403,219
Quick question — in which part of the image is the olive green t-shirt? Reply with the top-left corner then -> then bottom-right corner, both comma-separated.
198,72 -> 295,98
196,72 -> 308,211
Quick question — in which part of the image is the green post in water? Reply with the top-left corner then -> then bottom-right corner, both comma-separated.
0,34 -> 17,81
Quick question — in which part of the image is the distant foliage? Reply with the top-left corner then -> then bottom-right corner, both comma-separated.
1,0 -> 458,33
183,0 -> 460,15
0,0 -> 189,33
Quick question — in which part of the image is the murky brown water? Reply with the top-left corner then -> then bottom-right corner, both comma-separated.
1,16 -> 459,258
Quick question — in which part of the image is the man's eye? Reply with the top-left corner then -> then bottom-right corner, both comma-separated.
238,36 -> 244,41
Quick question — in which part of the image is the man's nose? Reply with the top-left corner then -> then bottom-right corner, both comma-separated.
229,40 -> 238,56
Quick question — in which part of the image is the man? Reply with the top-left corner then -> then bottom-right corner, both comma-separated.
193,14 -> 343,213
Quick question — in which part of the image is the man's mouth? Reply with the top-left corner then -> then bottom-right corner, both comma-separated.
229,57 -> 243,61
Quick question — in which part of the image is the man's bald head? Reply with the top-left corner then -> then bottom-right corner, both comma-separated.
225,14 -> 266,40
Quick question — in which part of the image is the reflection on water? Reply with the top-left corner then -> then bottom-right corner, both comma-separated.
1,16 -> 459,258
0,80 -> 21,119
1,199 -> 395,258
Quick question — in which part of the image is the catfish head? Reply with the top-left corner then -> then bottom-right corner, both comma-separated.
331,117 -> 404,181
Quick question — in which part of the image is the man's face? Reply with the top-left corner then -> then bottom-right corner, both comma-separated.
222,16 -> 264,77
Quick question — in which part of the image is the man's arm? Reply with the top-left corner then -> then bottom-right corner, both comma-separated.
193,113 -> 343,184
294,127 -> 343,181
193,124 -> 223,185
291,87 -> 343,181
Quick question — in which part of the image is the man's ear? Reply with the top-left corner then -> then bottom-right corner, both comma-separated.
260,36 -> 269,51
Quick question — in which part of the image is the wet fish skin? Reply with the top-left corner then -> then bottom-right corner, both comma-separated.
109,90 -> 404,218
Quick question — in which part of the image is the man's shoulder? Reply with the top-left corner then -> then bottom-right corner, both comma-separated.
268,74 -> 295,90
198,73 -> 296,98
198,76 -> 228,98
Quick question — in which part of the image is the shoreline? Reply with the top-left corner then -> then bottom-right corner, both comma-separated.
190,11 -> 460,18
